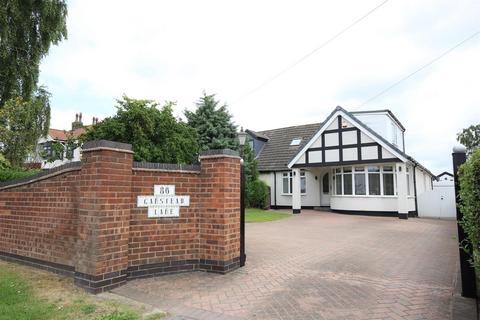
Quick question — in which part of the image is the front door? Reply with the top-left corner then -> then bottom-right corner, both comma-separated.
320,172 -> 331,206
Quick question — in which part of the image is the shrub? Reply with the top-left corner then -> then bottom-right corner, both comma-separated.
0,154 -> 40,182
459,148 -> 480,272
0,167 -> 40,182
246,179 -> 270,209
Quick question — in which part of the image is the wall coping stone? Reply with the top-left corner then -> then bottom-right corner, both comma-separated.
0,161 -> 81,190
82,140 -> 133,153
199,149 -> 239,158
133,161 -> 201,173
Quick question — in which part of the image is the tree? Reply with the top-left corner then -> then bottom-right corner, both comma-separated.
0,88 -> 51,166
0,0 -> 68,105
185,93 -> 238,151
242,142 -> 270,209
242,142 -> 258,183
457,124 -> 480,156
80,96 -> 199,164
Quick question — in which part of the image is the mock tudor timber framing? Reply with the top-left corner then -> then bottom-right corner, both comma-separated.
288,107 -> 408,169
292,115 -> 398,168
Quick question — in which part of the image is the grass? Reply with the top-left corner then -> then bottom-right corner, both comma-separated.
0,261 -> 166,320
245,208 -> 290,223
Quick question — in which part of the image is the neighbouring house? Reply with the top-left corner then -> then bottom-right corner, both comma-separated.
434,171 -> 454,186
246,106 -> 434,219
26,113 -> 98,169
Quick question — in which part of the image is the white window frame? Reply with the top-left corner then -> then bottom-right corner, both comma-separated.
282,172 -> 292,194
281,170 -> 307,195
332,164 -> 397,197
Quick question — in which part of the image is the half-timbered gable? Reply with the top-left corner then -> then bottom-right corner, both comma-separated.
289,107 -> 407,169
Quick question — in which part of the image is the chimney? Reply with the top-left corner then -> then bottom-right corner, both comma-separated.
72,112 -> 84,130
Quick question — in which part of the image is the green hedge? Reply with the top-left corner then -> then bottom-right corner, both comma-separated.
0,154 -> 40,182
459,148 -> 480,272
0,167 -> 40,182
246,179 -> 270,209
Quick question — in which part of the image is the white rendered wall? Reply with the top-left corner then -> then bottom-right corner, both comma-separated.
261,170 -> 321,207
330,196 -> 398,212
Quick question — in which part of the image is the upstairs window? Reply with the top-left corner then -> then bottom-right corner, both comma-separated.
391,122 -> 398,146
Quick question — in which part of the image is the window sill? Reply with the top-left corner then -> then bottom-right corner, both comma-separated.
280,193 -> 308,196
331,195 -> 398,198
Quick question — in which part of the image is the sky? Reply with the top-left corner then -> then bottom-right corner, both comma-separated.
39,0 -> 480,175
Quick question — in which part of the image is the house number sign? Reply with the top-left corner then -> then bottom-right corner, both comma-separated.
137,185 -> 190,218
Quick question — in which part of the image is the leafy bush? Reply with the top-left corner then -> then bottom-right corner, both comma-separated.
459,148 -> 480,272
80,96 -> 199,164
0,154 -> 40,182
246,179 -> 270,209
0,167 -> 40,182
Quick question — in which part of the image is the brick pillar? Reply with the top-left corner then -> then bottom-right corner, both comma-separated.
74,140 -> 133,293
199,149 -> 241,273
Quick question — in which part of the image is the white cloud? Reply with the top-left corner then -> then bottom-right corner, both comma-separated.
39,0 -> 480,174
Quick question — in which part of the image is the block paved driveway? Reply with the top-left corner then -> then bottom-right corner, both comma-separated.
112,210 -> 459,320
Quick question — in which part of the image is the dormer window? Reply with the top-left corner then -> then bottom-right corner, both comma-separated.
391,122 -> 398,146
290,138 -> 302,146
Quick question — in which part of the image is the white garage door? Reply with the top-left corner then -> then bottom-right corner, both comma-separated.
417,186 -> 456,219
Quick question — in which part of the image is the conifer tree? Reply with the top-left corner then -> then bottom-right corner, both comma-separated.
185,93 -> 238,151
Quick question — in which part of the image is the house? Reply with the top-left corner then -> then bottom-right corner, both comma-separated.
26,113 -> 98,169
246,106 -> 434,219
434,171 -> 454,187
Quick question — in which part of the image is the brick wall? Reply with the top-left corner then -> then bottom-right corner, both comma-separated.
0,140 -> 242,293
0,163 -> 81,275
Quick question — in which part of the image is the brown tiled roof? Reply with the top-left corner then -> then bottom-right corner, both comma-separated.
48,127 -> 87,141
255,123 -> 322,172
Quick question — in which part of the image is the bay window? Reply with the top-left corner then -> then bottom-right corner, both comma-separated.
335,168 -> 342,195
343,167 -> 353,195
333,165 -> 396,196
368,166 -> 381,195
354,167 -> 366,195
383,166 -> 395,195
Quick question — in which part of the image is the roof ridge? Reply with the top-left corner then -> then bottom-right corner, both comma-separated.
257,122 -> 322,134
